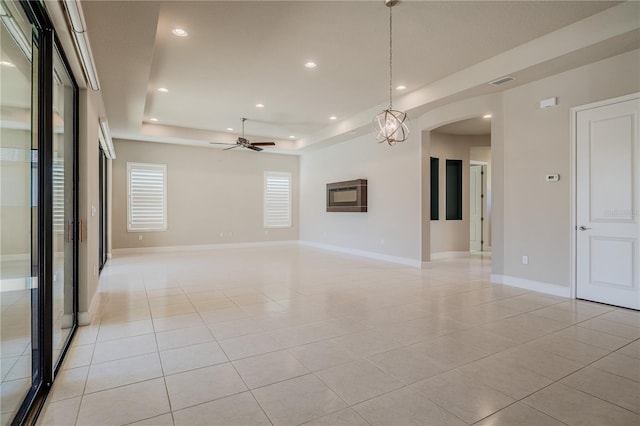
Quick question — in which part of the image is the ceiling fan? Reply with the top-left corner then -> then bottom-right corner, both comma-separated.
210,118 -> 276,151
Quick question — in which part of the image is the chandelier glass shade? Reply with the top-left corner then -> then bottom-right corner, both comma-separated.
373,109 -> 410,145
373,0 -> 410,145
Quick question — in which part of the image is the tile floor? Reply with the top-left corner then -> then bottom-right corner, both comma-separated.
37,245 -> 639,425
1,261 -> 72,424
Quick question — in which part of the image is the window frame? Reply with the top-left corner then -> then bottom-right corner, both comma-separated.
264,171 -> 292,229
446,159 -> 463,220
430,157 -> 439,220
127,162 -> 168,232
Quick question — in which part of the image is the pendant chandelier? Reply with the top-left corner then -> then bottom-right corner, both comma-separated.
373,0 -> 410,145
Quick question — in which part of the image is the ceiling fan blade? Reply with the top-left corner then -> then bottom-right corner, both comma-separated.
209,142 -> 236,146
247,145 -> 263,152
224,145 -> 240,151
250,142 -> 276,146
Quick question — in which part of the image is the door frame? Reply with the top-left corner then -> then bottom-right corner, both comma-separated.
570,92 -> 640,301
470,160 -> 488,252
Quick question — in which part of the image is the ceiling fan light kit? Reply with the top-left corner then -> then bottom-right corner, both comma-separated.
373,0 -> 410,146
210,118 -> 276,152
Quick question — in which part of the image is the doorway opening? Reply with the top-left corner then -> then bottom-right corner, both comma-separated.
426,116 -> 492,260
470,162 -> 487,252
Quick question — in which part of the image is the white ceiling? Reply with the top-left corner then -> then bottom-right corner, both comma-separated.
78,1 -> 637,152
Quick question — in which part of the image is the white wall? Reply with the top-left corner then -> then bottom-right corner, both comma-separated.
111,139 -> 299,249
78,89 -> 102,322
300,132 -> 421,262
429,133 -> 490,254
301,49 -> 639,296
500,49 -> 640,289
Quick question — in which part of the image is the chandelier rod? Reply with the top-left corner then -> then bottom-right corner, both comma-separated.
388,2 -> 393,110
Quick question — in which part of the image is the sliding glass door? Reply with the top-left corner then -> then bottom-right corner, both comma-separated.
0,1 -> 78,424
51,47 -> 77,373
0,2 -> 36,423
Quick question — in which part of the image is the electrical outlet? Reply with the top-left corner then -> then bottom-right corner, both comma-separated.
522,255 -> 529,265
219,232 -> 224,238
380,238 -> 385,245
138,235 -> 143,241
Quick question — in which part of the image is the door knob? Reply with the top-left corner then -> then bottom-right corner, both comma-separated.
578,225 -> 592,231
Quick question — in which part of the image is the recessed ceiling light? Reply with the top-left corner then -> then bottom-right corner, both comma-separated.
157,87 -> 169,93
0,61 -> 15,67
149,118 -> 159,122
256,103 -> 265,108
172,28 -> 188,37
483,114 -> 492,119
329,116 -> 337,120
289,135 -> 296,139
304,61 -> 317,69
396,85 -> 407,90
226,127 -> 234,131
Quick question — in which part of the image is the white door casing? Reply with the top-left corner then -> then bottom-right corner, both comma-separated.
576,96 -> 639,310
470,164 -> 483,252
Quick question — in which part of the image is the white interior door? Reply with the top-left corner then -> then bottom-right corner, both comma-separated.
576,97 -> 639,310
470,165 -> 483,252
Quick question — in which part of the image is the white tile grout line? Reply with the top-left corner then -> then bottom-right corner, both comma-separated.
142,275 -> 178,426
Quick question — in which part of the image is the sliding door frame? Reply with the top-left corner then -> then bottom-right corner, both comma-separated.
11,1 -> 79,424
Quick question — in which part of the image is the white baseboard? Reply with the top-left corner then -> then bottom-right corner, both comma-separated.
491,274 -> 571,298
78,286 -> 103,326
61,313 -> 74,329
299,240 -> 421,268
78,311 -> 93,326
112,240 -> 299,257
114,240 -> 422,267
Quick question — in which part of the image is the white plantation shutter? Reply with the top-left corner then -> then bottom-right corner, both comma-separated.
52,160 -> 64,233
264,172 -> 291,228
127,162 -> 167,231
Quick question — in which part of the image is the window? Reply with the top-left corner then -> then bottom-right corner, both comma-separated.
127,162 -> 167,231
446,159 -> 463,220
264,171 -> 291,228
430,157 -> 439,220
